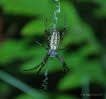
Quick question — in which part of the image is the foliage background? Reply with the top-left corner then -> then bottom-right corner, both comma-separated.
0,0 -> 106,99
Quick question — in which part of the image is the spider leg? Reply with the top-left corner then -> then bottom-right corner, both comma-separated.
36,41 -> 48,50
58,45 -> 68,51
45,18 -> 48,39
45,18 -> 50,47
61,17 -> 67,41
56,54 -> 69,72
24,62 -> 43,71
24,54 -> 49,73
45,30 -> 50,48
61,27 -> 66,41
58,47 -> 65,50
36,54 -> 49,74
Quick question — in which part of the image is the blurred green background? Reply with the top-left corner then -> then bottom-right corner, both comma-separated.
0,0 -> 106,99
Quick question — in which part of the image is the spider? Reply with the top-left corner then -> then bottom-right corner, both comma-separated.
25,19 -> 69,74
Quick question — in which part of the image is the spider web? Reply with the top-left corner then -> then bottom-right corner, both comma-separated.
53,0 -> 61,29
41,0 -> 61,91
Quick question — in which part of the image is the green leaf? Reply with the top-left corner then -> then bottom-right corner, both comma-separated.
79,0 -> 106,17
0,70 -> 48,99
2,0 -> 51,16
0,40 -> 36,64
56,95 -> 78,99
21,19 -> 45,36
15,94 -> 38,99
58,61 -> 105,90
0,0 -> 3,5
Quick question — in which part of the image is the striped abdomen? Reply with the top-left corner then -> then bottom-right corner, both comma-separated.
50,29 -> 60,50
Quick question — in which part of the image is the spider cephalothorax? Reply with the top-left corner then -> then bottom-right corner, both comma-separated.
25,19 -> 69,74
49,49 -> 57,57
